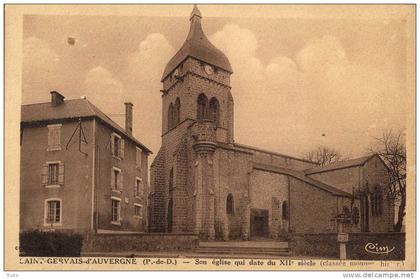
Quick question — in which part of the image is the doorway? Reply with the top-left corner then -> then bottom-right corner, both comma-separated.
167,198 -> 173,233
250,209 -> 269,239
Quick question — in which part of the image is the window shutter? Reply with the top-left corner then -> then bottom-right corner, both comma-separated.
110,135 -> 115,155
41,164 -> 48,186
119,171 -> 123,190
120,139 -> 125,159
136,148 -> 142,169
58,163 -> 65,185
48,128 -> 53,146
55,128 -> 61,147
111,168 -> 115,189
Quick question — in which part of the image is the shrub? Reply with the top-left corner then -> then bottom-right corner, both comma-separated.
20,230 -> 83,257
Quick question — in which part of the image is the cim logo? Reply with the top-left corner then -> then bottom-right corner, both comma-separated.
364,242 -> 395,255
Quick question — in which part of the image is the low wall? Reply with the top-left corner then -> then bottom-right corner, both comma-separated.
290,233 -> 339,258
82,233 -> 199,253
290,233 -> 405,260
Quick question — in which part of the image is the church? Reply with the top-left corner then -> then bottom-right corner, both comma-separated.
149,6 -> 394,240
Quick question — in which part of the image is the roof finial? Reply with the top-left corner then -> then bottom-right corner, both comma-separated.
190,4 -> 202,21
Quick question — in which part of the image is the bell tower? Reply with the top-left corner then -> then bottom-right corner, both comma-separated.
160,4 -> 234,143
150,5 -> 234,237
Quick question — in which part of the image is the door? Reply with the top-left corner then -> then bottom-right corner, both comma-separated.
250,209 -> 269,238
167,198 -> 173,233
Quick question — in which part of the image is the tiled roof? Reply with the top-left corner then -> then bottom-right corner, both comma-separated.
253,163 -> 354,198
304,155 -> 375,175
21,98 -> 152,153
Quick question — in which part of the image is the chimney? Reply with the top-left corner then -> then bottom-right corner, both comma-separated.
124,102 -> 133,136
50,91 -> 65,106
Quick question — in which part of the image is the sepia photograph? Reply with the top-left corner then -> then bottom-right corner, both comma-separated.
4,3 -> 416,272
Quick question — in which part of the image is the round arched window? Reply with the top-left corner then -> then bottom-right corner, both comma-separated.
282,201 -> 289,220
197,94 -> 208,120
209,97 -> 220,126
226,193 -> 234,215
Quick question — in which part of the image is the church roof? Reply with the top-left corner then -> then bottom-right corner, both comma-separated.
304,155 -> 377,175
253,163 -> 354,197
161,5 -> 233,81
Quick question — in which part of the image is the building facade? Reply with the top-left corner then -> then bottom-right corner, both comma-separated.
20,91 -> 152,233
149,6 -> 394,240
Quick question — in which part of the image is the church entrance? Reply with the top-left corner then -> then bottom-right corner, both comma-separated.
250,209 -> 269,239
167,198 -> 173,233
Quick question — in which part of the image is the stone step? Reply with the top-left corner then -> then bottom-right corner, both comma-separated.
196,246 -> 290,252
195,241 -> 292,257
198,241 -> 289,249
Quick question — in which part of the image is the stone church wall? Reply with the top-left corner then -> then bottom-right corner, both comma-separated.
363,156 -> 394,232
214,148 -> 251,240
289,177 -> 338,233
249,170 -> 289,239
149,149 -> 166,232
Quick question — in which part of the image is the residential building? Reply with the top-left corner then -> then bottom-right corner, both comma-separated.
20,91 -> 152,233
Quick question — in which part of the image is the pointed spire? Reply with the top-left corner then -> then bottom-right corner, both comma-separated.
190,4 -> 202,21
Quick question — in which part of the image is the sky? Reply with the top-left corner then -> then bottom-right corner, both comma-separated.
21,5 -> 414,162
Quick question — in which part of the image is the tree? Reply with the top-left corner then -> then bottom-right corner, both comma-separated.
304,146 -> 345,166
369,130 -> 406,232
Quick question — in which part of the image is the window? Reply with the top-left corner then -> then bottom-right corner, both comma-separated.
136,147 -> 142,169
282,201 -> 289,220
44,199 -> 61,225
197,94 -> 208,120
111,133 -> 124,159
111,197 -> 121,224
169,169 -> 174,192
42,162 -> 64,187
371,186 -> 383,217
134,204 -> 143,218
226,193 -> 234,215
135,177 -> 143,197
49,163 -> 59,185
168,103 -> 174,130
209,97 -> 220,126
111,167 -> 123,191
47,124 -> 62,151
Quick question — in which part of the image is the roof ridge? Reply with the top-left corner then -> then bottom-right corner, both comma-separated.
234,142 -> 316,164
253,162 -> 352,197
84,99 -> 127,135
304,154 -> 375,174
22,98 -> 88,107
